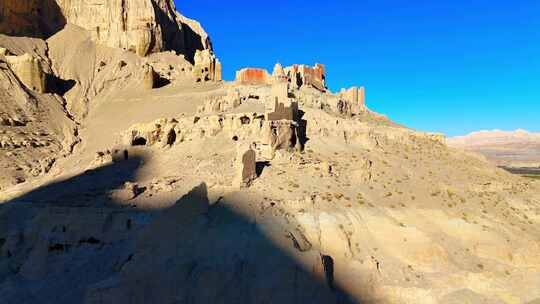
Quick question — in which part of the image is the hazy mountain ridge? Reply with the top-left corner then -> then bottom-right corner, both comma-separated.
448,129 -> 540,167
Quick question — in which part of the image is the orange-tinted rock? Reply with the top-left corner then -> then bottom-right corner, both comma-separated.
235,68 -> 271,85
284,63 -> 326,92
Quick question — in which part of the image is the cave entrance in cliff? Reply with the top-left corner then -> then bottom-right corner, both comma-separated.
132,137 -> 147,146
321,255 -> 335,291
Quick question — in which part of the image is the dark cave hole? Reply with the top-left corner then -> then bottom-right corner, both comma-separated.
132,137 -> 147,146
321,255 -> 335,291
239,116 -> 251,125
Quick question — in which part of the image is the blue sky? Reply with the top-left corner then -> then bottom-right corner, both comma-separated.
175,1 -> 540,136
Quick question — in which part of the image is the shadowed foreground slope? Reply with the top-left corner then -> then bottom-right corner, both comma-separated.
0,158 -> 361,304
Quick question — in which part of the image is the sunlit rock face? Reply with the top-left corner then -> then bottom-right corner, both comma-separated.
0,0 -> 212,59
55,0 -> 212,58
235,68 -> 271,85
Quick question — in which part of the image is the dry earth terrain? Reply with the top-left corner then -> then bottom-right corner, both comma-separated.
1,1 -> 539,304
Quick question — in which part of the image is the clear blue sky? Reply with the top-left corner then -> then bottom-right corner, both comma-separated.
175,1 -> 540,136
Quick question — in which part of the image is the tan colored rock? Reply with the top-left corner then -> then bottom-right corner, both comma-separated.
265,120 -> 299,151
284,63 -> 326,91
272,63 -> 287,81
197,88 -> 242,114
5,53 -> 46,93
339,86 -> 366,110
270,78 -> 290,112
193,49 -> 221,82
55,0 -> 212,58
140,64 -> 156,90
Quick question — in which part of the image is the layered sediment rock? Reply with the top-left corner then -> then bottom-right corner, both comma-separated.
5,53 -> 47,93
55,0 -> 212,58
0,0 -> 66,38
0,0 -> 214,60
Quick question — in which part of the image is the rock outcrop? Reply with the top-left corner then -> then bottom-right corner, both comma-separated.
55,0 -> 212,58
193,49 -> 222,82
284,63 -> 326,91
0,0 -> 66,38
5,53 -> 46,93
0,0 -> 213,61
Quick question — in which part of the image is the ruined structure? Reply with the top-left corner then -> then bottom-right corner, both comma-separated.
5,53 -> 46,93
284,63 -> 326,92
235,63 -> 326,92
197,88 -> 242,114
235,68 -> 271,85
339,86 -> 366,108
193,49 -> 222,82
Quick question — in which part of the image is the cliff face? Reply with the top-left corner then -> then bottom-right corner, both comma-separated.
0,0 -> 217,188
56,0 -> 211,59
0,0 -> 66,38
0,0 -> 211,60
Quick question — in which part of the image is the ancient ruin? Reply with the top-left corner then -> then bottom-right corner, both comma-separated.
339,86 -> 366,108
284,63 -> 327,91
235,68 -> 271,85
193,49 -> 222,82
0,2 -> 539,304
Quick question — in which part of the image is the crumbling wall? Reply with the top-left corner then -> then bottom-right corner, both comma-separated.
193,49 -> 221,82
197,88 -> 242,114
339,87 -> 365,109
284,63 -> 326,92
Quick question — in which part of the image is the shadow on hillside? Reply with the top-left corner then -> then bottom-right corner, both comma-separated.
0,155 -> 366,303
151,0 -> 206,64
0,0 -> 66,39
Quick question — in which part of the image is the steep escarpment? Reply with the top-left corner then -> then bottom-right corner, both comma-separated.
0,0 -> 66,38
1,2 -> 539,304
1,0 -> 212,60
0,35 -> 77,190
0,0 -> 219,189
56,0 -> 212,59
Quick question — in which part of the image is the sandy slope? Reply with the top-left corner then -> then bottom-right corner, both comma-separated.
0,6 -> 539,304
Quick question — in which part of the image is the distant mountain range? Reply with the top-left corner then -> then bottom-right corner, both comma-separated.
447,129 -> 540,167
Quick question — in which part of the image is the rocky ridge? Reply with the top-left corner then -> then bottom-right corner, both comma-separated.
0,2 -> 539,304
